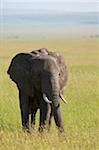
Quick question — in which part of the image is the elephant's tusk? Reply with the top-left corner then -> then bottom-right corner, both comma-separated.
43,94 -> 52,104
59,93 -> 68,104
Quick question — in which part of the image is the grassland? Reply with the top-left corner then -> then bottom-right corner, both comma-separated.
0,37 -> 99,150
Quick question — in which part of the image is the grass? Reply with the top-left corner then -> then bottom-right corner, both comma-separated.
0,37 -> 99,150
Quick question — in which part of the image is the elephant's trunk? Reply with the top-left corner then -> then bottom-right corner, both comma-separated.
42,73 -> 64,132
51,81 -> 64,131
49,74 -> 60,106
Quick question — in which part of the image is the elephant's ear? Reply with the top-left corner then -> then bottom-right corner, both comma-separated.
7,53 -> 34,96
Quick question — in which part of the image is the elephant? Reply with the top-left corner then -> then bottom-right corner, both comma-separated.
7,48 -> 68,132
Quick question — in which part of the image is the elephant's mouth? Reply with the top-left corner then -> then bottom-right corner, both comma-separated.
59,93 -> 68,104
43,93 -> 52,103
43,93 -> 68,104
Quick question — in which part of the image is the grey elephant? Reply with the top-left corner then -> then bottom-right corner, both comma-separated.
7,48 -> 68,132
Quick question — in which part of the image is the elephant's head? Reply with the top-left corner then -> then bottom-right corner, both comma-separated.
31,49 -> 68,94
30,56 -> 60,104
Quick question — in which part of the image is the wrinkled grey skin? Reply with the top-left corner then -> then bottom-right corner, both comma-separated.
7,48 -> 68,132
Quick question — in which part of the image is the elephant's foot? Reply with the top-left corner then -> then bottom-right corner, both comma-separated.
22,126 -> 31,133
38,124 -> 49,133
57,126 -> 64,133
38,126 -> 43,132
22,120 -> 32,133
31,123 -> 37,131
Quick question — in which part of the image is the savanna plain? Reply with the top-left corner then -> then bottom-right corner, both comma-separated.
0,37 -> 99,150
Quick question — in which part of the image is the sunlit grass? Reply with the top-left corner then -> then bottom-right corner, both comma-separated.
0,37 -> 99,150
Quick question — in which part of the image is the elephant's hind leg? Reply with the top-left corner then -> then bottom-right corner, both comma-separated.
19,90 -> 29,130
31,108 -> 38,130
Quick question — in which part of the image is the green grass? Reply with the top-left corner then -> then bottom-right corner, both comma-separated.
0,37 -> 99,150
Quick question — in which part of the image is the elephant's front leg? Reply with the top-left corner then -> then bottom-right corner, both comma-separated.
39,97 -> 51,132
19,90 -> 29,130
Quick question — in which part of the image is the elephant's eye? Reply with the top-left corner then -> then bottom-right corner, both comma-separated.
59,73 -> 60,76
